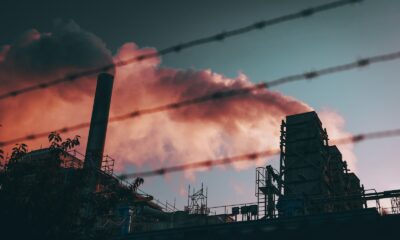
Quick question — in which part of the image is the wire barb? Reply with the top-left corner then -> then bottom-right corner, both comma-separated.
119,128 -> 400,179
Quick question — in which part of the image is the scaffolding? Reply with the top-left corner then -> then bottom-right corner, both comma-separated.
278,112 -> 340,216
391,197 -> 400,214
256,112 -> 370,217
185,183 -> 209,215
62,150 -> 84,169
255,167 -> 266,218
101,155 -> 115,175
256,166 -> 280,219
279,120 -> 286,195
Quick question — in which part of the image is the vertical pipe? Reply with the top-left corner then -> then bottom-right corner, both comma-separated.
84,73 -> 114,170
266,166 -> 274,218
82,73 -> 114,221
187,185 -> 190,208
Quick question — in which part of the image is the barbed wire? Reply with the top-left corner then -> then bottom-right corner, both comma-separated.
1,49 -> 399,147
331,128 -> 400,145
0,0 -> 363,101
119,128 -> 400,179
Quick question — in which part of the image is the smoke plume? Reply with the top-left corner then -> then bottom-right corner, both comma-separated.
0,22 -> 356,176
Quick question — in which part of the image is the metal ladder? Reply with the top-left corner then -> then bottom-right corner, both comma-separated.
256,167 -> 267,219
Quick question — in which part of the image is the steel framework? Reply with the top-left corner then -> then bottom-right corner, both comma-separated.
185,183 -> 209,215
256,166 -> 280,219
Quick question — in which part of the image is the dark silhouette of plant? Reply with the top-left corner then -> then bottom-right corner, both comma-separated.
48,131 -> 80,151
0,149 -> 4,171
8,143 -> 28,164
0,124 -> 3,162
0,133 -> 87,239
131,177 -> 144,191
48,131 -> 63,148
11,143 -> 28,158
0,132 -> 140,239
61,136 -> 81,150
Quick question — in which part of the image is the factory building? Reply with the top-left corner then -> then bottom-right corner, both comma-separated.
276,111 -> 364,216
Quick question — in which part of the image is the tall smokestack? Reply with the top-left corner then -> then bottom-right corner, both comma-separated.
84,73 -> 114,170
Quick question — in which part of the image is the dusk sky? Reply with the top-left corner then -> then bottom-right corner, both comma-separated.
0,0 -> 399,210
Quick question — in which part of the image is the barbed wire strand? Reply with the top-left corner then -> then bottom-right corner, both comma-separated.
0,0 -> 363,100
119,128 -> 400,179
1,49 -> 399,147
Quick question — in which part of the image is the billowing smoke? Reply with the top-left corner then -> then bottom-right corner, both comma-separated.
0,20 -> 111,153
0,22 -> 356,176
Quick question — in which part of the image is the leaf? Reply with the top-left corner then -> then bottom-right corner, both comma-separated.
48,131 -> 56,142
55,134 -> 62,143
21,143 -> 28,153
131,177 -> 144,191
62,141 -> 72,150
73,136 -> 81,146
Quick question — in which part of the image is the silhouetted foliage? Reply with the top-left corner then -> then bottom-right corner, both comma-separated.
0,133 -> 139,240
8,143 -> 28,165
132,177 -> 144,191
0,135 -> 83,239
49,131 -> 80,151
0,124 -> 4,167
11,143 -> 27,157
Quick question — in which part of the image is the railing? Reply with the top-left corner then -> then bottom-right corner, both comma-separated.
66,150 -> 179,212
101,155 -> 115,175
363,188 -> 381,212
391,197 -> 400,214
208,202 -> 259,221
363,188 -> 400,215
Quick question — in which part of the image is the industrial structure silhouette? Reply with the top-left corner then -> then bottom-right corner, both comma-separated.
1,73 -> 399,239
1,1 -> 400,239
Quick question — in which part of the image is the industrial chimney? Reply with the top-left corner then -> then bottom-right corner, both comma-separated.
84,73 -> 114,170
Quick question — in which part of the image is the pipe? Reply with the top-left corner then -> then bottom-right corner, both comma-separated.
84,73 -> 114,170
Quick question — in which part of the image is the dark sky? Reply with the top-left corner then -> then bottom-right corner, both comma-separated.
1,0 -> 399,208
1,0 -> 277,51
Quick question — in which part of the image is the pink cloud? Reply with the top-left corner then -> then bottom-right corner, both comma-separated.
0,24 -> 357,178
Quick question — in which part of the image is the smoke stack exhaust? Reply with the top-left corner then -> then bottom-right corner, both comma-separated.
84,73 -> 114,170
